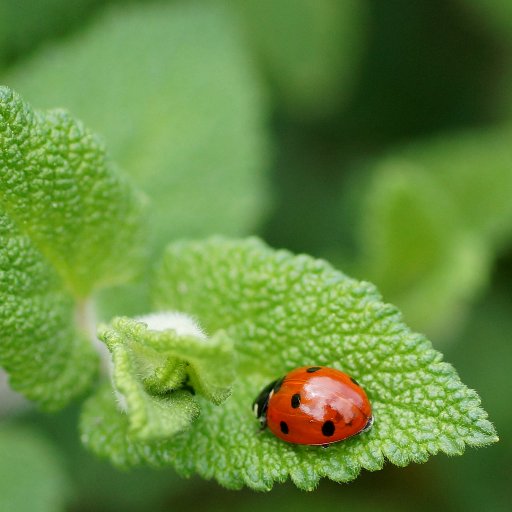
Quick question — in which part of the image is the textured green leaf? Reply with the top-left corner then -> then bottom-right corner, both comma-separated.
232,0 -> 367,119
0,86 -> 144,408
0,424 -> 68,512
6,1 -> 270,252
355,127 -> 512,338
0,86 -> 144,296
0,211 -> 97,408
97,315 -> 234,440
81,237 -> 497,490
109,345 -> 199,442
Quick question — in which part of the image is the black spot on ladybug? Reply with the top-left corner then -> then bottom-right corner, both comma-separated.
350,377 -> 360,387
322,420 -> 335,437
273,377 -> 285,393
306,367 -> 321,373
291,393 -> 301,408
280,421 -> 289,434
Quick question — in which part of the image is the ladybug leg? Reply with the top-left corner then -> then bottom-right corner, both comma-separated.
257,424 -> 267,435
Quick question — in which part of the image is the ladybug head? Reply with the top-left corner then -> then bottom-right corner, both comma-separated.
252,378 -> 279,428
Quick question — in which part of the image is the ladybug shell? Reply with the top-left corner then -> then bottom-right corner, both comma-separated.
263,366 -> 372,445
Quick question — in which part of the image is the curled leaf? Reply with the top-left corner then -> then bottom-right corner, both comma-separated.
97,316 -> 234,440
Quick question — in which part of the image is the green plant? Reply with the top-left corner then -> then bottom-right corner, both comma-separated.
0,86 -> 497,494
350,126 -> 512,340
0,424 -> 69,512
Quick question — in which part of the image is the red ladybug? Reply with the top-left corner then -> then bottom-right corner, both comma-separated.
252,366 -> 373,445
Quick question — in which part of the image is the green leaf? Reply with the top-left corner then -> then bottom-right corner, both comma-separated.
0,86 -> 144,297
6,1 -> 270,252
0,0 -> 104,68
429,286 -> 512,512
108,343 -> 199,442
232,0 -> 367,119
0,211 -> 97,408
0,424 -> 69,512
81,237 -> 497,491
463,0 -> 512,40
97,316 -> 234,440
0,86 -> 144,408
353,126 -> 512,339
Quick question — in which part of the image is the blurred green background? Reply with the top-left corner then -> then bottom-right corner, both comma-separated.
0,0 -> 511,510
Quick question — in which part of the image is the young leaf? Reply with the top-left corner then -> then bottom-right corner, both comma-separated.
81,237 -> 497,491
96,316 -> 234,440
0,87 -> 144,408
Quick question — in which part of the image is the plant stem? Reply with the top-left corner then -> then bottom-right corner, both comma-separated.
75,298 -> 110,374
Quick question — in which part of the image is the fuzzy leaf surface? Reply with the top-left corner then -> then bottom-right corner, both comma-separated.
0,211 -> 97,408
0,87 -> 144,408
0,86 -> 144,297
81,238 -> 497,490
97,317 -> 234,440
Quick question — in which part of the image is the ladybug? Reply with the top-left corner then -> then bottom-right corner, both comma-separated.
252,366 -> 373,445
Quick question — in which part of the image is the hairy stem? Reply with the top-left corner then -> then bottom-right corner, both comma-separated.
75,298 -> 110,373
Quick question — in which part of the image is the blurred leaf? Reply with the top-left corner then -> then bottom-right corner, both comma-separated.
6,0 -> 270,252
169,479 -> 406,512
355,126 -> 512,338
29,403 -> 190,512
0,87 -> 144,408
427,286 -> 512,512
463,0 -> 512,40
81,237 -> 496,491
232,0 -> 367,119
0,424 -> 68,512
0,0 -> 105,67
